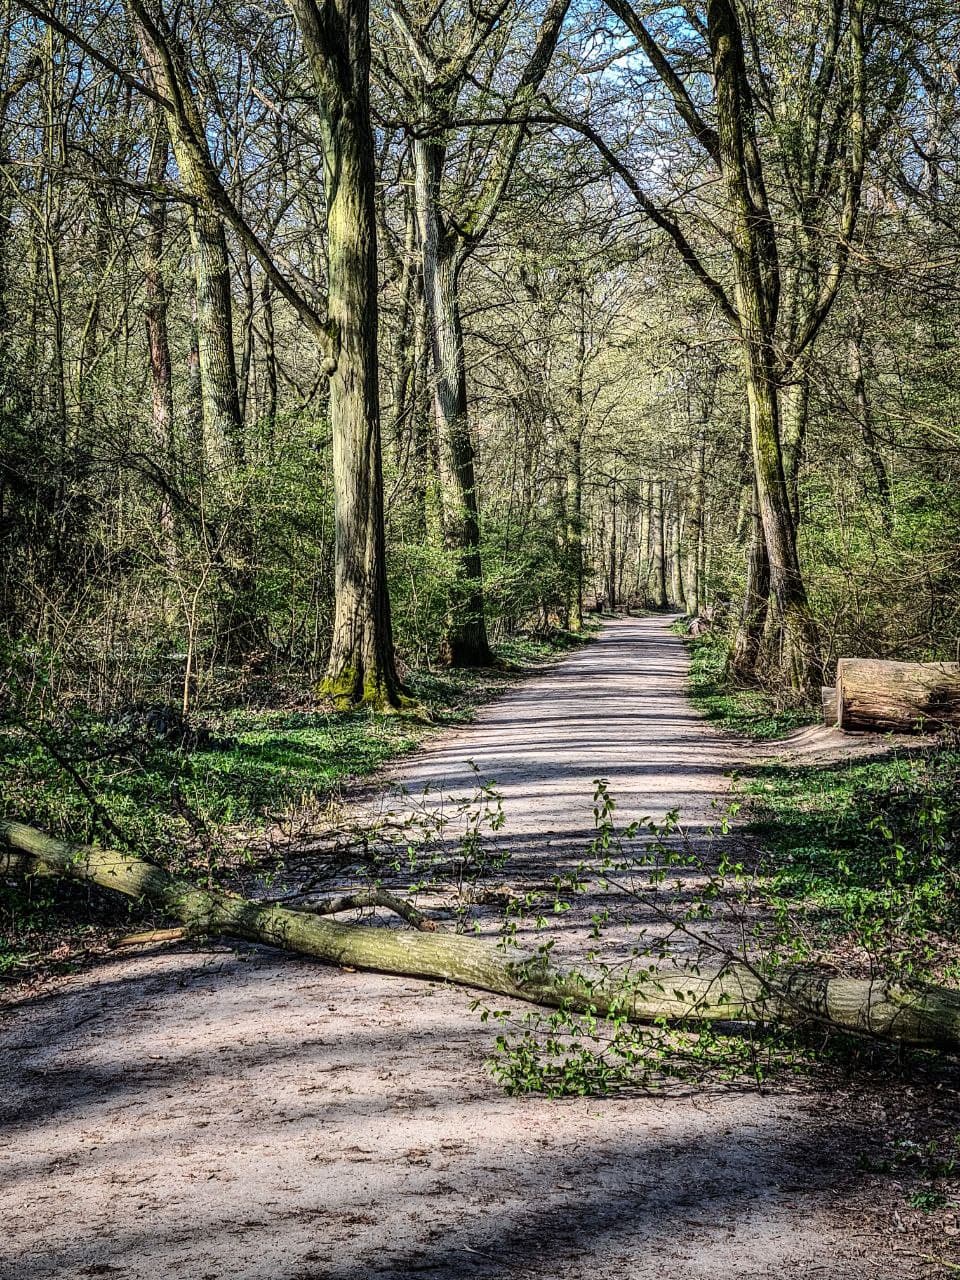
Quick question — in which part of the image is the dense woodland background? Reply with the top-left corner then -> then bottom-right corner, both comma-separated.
1,0 -> 958,724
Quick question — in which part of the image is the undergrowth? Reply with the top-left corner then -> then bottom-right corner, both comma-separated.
681,627 -> 817,740
0,627 -> 592,982
743,741 -> 960,983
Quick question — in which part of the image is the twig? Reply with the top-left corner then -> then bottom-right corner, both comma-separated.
290,888 -> 439,932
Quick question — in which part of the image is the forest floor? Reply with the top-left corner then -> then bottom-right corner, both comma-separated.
2,615 -> 959,1279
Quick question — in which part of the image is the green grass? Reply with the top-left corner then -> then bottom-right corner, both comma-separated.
676,626 -> 959,981
682,629 -> 817,740
742,744 -> 960,981
0,627 -> 593,982
2,629 -> 589,846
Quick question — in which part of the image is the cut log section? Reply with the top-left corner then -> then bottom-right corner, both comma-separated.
3,818 -> 960,1052
836,658 -> 960,733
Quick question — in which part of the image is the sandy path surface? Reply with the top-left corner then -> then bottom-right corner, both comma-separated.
0,617 -> 927,1279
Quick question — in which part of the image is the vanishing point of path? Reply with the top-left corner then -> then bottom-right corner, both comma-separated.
0,617 -> 920,1279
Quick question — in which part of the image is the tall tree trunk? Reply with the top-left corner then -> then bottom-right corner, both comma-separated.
653,479 -> 668,608
564,283 -> 588,630
262,278 -> 278,442
848,311 -> 892,533
747,361 -> 819,690
413,137 -> 492,666
708,0 -> 821,695
687,436 -> 706,615
388,194 -> 418,469
564,427 -> 584,630
189,203 -> 244,473
670,489 -> 687,610
780,368 -> 809,528
143,122 -> 177,583
307,15 -> 403,707
730,483 -> 770,681
607,477 -> 618,610
640,491 -> 655,606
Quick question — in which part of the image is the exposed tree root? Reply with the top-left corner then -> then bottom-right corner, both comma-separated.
3,818 -> 960,1052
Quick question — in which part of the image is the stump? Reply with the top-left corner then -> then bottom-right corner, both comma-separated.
836,658 -> 960,733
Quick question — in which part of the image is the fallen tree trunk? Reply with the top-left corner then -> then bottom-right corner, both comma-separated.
836,658 -> 960,732
3,818 -> 960,1051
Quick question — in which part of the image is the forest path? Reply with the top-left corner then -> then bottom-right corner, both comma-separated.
0,617 -> 915,1280
384,612 -> 738,848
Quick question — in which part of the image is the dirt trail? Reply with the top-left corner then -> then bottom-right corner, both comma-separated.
0,617 -> 926,1279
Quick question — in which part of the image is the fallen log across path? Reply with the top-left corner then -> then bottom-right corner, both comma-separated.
3,817 -> 960,1052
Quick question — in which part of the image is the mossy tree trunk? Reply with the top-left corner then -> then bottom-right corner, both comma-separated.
730,484 -> 770,680
289,0 -> 405,708
413,135 -> 493,667
708,0 -> 822,696
5,818 -> 960,1053
128,0 -> 402,705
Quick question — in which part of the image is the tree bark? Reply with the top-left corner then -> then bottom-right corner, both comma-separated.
4,818 -> 960,1052
836,659 -> 960,732
669,488 -> 687,611
730,489 -> 770,680
653,480 -> 668,607
413,136 -> 492,666
687,435 -> 706,616
288,0 -> 405,708
565,284 -> 587,630
708,0 -> 822,696
780,368 -> 809,528
143,123 -> 176,564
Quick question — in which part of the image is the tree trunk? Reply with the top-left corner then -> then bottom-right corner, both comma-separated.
836,659 -> 960,732
280,0 -> 404,708
780,368 -> 809,528
565,428 -> 584,630
749,364 -> 820,693
653,480 -> 668,607
669,490 -> 687,611
413,136 -> 492,667
565,291 -> 587,630
316,70 -> 403,704
635,487 -> 651,604
608,477 -> 618,610
4,818 -> 960,1051
143,124 -> 176,565
730,499 -> 770,681
687,436 -> 706,615
708,0 -> 821,697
